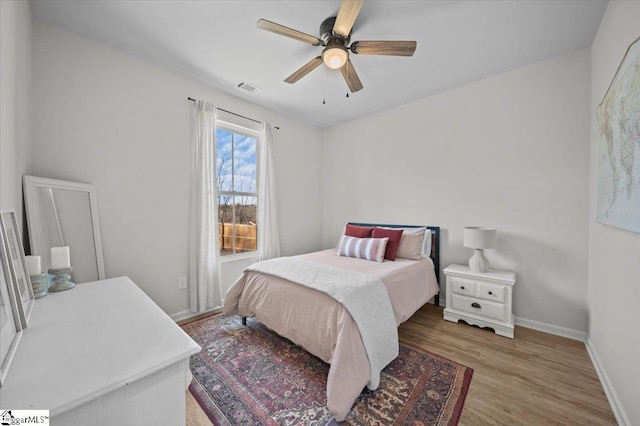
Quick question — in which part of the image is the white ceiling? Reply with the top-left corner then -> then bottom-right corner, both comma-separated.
31,0 -> 607,128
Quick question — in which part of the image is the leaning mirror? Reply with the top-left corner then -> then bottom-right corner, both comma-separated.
23,176 -> 105,283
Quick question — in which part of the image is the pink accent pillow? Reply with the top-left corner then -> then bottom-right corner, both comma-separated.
345,224 -> 374,238
371,227 -> 404,261
337,236 -> 389,263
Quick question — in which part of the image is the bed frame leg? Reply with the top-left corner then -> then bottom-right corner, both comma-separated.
435,294 -> 440,307
241,316 -> 247,326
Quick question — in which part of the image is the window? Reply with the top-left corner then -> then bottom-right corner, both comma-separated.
216,124 -> 258,256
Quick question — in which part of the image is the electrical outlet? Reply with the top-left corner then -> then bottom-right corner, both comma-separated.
178,276 -> 187,290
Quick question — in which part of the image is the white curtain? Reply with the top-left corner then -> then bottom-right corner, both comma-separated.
257,123 -> 281,260
188,100 -> 221,313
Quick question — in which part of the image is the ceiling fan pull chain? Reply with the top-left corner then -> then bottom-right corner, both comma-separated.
323,66 -> 326,105
346,61 -> 350,98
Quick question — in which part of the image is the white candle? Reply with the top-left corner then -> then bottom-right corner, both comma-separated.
51,246 -> 71,270
26,255 -> 42,275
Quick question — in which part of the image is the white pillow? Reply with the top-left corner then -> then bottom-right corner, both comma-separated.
337,235 -> 389,263
422,229 -> 433,258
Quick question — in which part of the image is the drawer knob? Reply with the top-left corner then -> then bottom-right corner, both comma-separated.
461,286 -> 465,290
471,302 -> 481,309
488,291 -> 493,295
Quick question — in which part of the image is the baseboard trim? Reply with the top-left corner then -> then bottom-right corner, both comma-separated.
170,307 -> 221,322
585,338 -> 631,426
514,316 -> 586,342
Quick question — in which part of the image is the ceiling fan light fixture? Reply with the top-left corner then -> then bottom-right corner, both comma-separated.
322,45 -> 348,69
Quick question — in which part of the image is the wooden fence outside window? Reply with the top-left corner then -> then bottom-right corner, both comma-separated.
219,223 -> 256,254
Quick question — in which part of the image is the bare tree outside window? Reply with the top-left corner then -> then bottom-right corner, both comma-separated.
216,127 -> 258,256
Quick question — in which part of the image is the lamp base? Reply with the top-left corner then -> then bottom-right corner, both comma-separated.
469,249 -> 489,273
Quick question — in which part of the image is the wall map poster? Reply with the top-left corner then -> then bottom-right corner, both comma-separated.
596,36 -> 640,234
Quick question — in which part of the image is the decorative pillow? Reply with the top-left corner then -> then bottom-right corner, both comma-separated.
371,227 -> 404,261
344,224 -> 374,238
394,227 -> 427,260
337,235 -> 389,263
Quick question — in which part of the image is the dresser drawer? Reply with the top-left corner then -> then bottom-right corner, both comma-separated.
476,282 -> 506,303
450,277 -> 476,297
450,294 -> 507,322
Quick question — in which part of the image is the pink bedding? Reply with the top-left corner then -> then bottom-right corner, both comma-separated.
222,248 -> 439,421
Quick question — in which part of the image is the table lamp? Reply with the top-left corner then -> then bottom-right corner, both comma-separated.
463,227 -> 497,272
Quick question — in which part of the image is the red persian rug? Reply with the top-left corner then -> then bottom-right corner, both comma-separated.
183,315 -> 473,425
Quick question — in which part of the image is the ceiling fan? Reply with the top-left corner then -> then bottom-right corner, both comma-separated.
257,0 -> 417,93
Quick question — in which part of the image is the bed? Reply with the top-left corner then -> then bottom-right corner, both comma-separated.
222,223 -> 440,421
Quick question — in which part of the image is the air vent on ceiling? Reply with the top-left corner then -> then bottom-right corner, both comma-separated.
235,81 -> 261,95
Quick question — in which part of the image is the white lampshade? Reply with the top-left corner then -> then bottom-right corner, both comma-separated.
463,227 -> 497,272
322,46 -> 348,69
463,227 -> 497,249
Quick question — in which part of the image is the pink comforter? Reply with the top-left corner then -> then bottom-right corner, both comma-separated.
222,249 -> 439,421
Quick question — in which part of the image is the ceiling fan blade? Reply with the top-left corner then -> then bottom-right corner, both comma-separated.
351,40 -> 417,56
257,19 -> 322,46
333,0 -> 364,37
285,56 -> 323,84
340,59 -> 363,92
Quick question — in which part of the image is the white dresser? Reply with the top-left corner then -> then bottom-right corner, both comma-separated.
443,264 -> 516,338
0,276 -> 200,425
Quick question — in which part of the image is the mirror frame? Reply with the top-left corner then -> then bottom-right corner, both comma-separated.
23,175 -> 106,281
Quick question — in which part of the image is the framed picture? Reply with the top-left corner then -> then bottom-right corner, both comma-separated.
0,210 -> 34,328
596,36 -> 640,233
0,226 -> 23,386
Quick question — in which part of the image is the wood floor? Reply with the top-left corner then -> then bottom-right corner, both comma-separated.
183,304 -> 616,425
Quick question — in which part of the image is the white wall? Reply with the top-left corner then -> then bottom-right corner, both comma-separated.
31,19 -> 323,316
0,0 -> 32,232
588,2 -> 640,425
323,49 -> 591,334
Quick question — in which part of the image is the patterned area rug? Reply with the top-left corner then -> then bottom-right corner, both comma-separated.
183,315 -> 473,425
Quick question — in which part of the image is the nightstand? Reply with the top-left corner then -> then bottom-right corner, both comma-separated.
443,264 -> 516,338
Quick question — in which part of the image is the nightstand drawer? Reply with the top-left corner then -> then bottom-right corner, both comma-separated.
450,277 -> 476,297
450,294 -> 507,322
476,282 -> 506,303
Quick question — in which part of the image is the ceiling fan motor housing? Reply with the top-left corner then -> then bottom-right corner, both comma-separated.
319,16 -> 350,45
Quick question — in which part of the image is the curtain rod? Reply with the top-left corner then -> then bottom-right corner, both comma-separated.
187,97 -> 279,129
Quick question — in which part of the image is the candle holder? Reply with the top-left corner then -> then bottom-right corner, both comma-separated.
48,267 -> 76,292
30,273 -> 48,299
